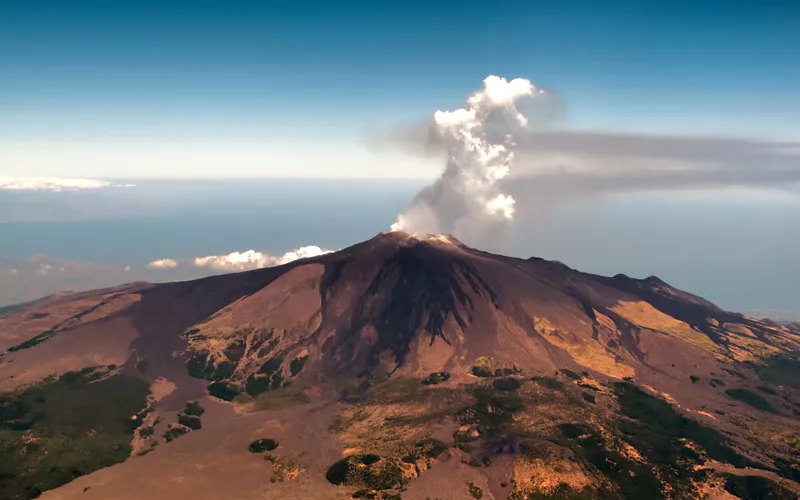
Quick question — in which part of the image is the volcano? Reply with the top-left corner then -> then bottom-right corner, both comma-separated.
1,233 -> 799,500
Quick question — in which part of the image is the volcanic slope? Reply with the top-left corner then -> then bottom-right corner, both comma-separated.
1,232 -> 798,500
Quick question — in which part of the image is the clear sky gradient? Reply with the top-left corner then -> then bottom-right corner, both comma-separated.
2,0 -> 799,177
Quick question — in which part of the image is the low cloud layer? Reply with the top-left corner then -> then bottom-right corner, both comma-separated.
193,245 -> 332,272
145,245 -> 334,273
0,177 -> 134,191
146,258 -> 179,269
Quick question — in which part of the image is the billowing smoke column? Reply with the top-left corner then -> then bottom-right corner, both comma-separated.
391,75 -> 544,239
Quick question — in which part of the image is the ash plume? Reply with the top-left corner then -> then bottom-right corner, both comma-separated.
391,75 -> 545,239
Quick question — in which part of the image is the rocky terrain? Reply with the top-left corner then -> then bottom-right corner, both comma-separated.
1,232 -> 799,499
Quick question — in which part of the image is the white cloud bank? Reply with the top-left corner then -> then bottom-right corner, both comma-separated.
193,246 -> 333,271
0,177 -> 134,191
146,258 -> 179,269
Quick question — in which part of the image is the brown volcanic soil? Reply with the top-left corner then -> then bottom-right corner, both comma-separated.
1,232 -> 799,499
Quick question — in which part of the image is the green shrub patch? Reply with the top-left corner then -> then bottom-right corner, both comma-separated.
183,401 -> 205,416
7,330 -> 55,352
248,438 -> 279,453
289,355 -> 309,376
325,454 -> 405,490
178,414 -> 202,430
207,381 -> 240,401
422,372 -> 451,385
0,373 -> 150,498
492,377 -> 522,392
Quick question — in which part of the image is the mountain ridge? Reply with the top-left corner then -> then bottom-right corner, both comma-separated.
1,232 -> 799,499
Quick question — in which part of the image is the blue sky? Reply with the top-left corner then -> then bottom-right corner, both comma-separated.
2,0 -> 799,177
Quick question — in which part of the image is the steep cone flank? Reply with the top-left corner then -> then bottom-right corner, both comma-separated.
3,231 -> 800,392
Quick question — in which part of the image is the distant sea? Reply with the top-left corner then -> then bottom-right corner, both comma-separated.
1,178 -> 798,316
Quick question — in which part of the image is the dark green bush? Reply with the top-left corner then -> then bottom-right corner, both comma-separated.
207,382 -> 240,401
248,438 -> 278,453
163,425 -> 189,442
422,371 -> 451,385
531,376 -> 565,391
178,414 -> 202,430
471,366 -> 492,378
183,401 -> 205,416
245,374 -> 272,396
582,392 -> 596,404
689,375 -> 700,383
492,377 -> 521,391
289,355 -> 309,376
559,368 -> 582,380
7,330 -> 55,352
722,474 -> 795,500
259,357 -> 283,375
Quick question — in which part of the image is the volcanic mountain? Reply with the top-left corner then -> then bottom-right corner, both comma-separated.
1,232 -> 799,500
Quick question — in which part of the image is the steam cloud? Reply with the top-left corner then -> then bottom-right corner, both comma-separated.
391,75 -> 545,238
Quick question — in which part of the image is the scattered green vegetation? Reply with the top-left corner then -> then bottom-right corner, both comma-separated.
325,454 -> 405,490
753,353 -> 800,389
0,372 -> 150,499
245,374 -> 272,396
582,392 -> 596,404
492,377 -> 522,391
756,385 -> 778,396
163,425 -> 189,442
259,356 -> 284,375
495,367 -> 522,376
559,368 -> 582,380
248,438 -> 279,453
722,474 -> 796,500
458,386 -> 524,436
467,482 -> 483,499
518,484 -> 603,499
401,439 -> 448,463
7,330 -> 55,352
422,371 -> 450,385
177,414 -> 202,430
725,388 -> 776,413
558,422 -> 663,498
211,360 -> 235,380
329,409 -> 370,434
183,401 -> 205,416
207,381 -> 240,401
471,365 -> 492,378
289,355 -> 309,376
186,352 -> 211,379
28,312 -> 50,319
531,376 -> 565,391
689,375 -> 700,383
352,490 -> 378,499
139,426 -> 154,438
709,378 -> 726,388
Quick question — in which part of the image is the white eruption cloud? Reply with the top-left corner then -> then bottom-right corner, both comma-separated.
146,258 -> 179,269
391,75 -> 544,238
193,246 -> 333,272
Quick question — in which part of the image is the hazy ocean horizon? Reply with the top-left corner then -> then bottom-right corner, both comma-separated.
1,178 -> 798,316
